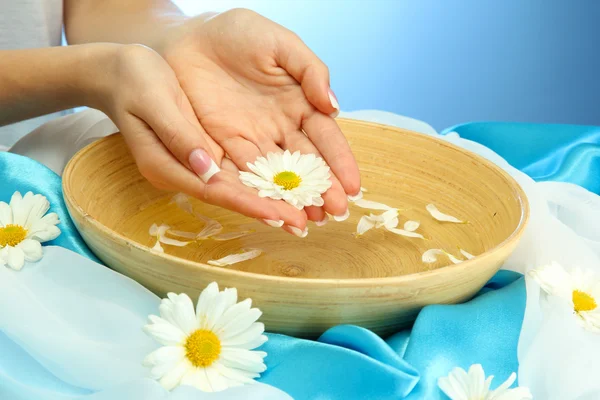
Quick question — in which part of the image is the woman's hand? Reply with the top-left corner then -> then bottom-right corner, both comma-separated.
88,43 -> 314,234
158,9 -> 362,224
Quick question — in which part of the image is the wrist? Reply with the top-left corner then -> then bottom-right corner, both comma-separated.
73,43 -> 123,112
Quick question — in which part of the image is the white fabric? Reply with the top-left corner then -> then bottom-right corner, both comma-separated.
342,110 -> 600,400
9,108 -> 118,175
5,108 -> 600,399
0,0 -> 72,148
0,246 -> 292,400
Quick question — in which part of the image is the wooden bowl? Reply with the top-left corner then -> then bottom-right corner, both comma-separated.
63,119 -> 528,338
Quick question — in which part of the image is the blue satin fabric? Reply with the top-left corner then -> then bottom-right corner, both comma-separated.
443,122 -> 600,195
0,122 -> 598,399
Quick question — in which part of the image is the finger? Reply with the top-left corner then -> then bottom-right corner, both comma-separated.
221,137 -> 283,172
276,31 -> 339,117
123,117 -> 310,234
302,112 -> 361,197
204,159 -> 307,234
133,91 -> 223,184
304,206 -> 327,225
283,130 -> 348,219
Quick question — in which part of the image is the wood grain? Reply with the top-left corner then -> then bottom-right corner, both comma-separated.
62,118 -> 529,338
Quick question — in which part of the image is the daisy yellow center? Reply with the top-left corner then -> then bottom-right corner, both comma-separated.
573,289 -> 597,313
184,329 -> 221,367
0,224 -> 27,247
273,171 -> 301,190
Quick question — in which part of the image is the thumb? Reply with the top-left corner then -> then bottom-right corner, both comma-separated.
276,31 -> 340,117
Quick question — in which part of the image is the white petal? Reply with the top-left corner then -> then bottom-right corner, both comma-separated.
489,372 -> 517,396
207,249 -> 262,267
211,231 -> 254,241
159,235 -> 191,247
205,364 -> 229,392
18,239 -> 43,262
221,322 -> 265,348
360,186 -> 368,192
170,193 -> 193,214
219,308 -> 263,340
143,346 -> 185,368
143,319 -> 187,346
220,348 -> 267,373
403,220 -> 420,232
422,249 -> 445,264
527,261 -> 574,299
167,229 -> 198,239
6,246 -> 25,270
28,224 -> 61,243
460,249 -> 475,260
214,363 -> 259,385
23,194 -> 50,229
196,222 -> 223,240
160,293 -> 198,335
426,203 -> 464,223
205,288 -> 238,331
386,227 -> 424,239
213,299 -> 252,333
577,311 -> 600,333
180,367 -> 212,392
158,359 -> 191,391
376,209 -> 400,227
196,282 -> 220,326
0,201 -> 12,226
356,216 -> 376,236
152,239 -> 164,252
493,387 -> 533,400
353,199 -> 393,211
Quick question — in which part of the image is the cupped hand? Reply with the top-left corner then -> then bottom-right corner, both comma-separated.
159,9 -> 362,226
89,43 -> 314,234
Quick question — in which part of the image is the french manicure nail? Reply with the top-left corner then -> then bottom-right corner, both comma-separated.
289,226 -> 308,238
263,219 -> 284,228
333,209 -> 350,222
328,89 -> 340,118
189,148 -> 220,183
315,216 -> 329,226
347,190 -> 363,202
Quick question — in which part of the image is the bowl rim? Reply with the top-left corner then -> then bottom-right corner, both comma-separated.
62,118 -> 530,287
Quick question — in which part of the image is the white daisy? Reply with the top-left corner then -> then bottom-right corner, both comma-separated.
143,282 -> 268,392
528,261 -> 600,332
0,191 -> 61,270
239,150 -> 332,210
438,364 -> 532,400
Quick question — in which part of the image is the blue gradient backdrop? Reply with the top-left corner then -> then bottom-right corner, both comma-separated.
175,0 -> 600,131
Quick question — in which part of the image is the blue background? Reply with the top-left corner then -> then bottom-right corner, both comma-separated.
175,0 -> 600,131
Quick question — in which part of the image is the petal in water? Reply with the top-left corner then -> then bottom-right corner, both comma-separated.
167,229 -> 198,240
459,248 -> 475,259
403,220 -> 420,232
422,249 -> 462,264
207,249 -> 263,267
196,222 -> 224,240
426,204 -> 464,223
353,199 -> 393,211
212,231 -> 255,241
386,227 -> 424,239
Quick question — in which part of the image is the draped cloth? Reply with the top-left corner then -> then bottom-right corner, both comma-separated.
1,110 -> 599,399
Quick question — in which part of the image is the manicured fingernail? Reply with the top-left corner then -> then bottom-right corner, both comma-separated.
347,190 -> 363,202
289,226 -> 308,238
328,88 -> 340,118
263,219 -> 284,228
189,148 -> 220,183
333,209 -> 350,222
315,216 -> 329,226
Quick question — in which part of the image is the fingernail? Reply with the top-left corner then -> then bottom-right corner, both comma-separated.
315,216 -> 329,226
347,190 -> 363,202
189,148 -> 220,183
289,226 -> 308,238
328,88 -> 340,118
333,209 -> 350,222
263,219 -> 284,228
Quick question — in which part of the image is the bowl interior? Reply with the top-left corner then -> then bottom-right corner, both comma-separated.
65,119 -> 526,280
